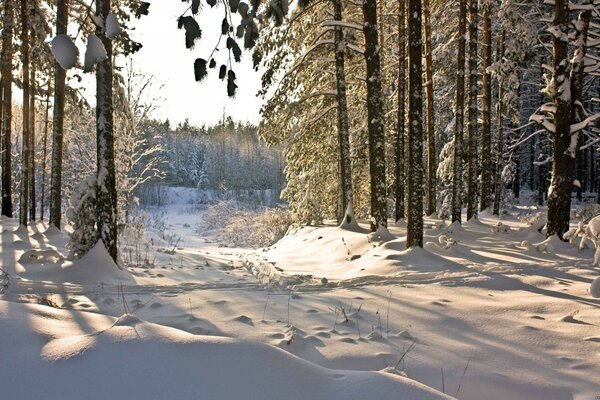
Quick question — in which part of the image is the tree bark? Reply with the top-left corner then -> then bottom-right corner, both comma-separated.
333,0 -> 354,226
546,0 -> 573,238
395,0 -> 406,222
30,51 -> 36,221
1,0 -> 14,218
362,0 -> 388,231
466,0 -> 478,221
451,0 -> 467,223
479,4 -> 492,212
406,0 -> 424,247
96,0 -> 119,261
41,81 -> 50,221
20,0 -> 31,227
493,31 -> 506,216
423,0 -> 435,216
49,0 -> 68,229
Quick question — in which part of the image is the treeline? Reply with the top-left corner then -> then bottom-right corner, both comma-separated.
254,0 -> 600,244
137,118 -> 284,198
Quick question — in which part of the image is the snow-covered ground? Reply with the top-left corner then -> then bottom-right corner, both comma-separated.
1,202 -> 599,400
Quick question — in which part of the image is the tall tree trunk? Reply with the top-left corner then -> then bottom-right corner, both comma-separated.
49,0 -> 68,229
333,0 -> 354,226
30,61 -> 36,221
395,1 -> 406,222
546,0 -> 572,238
479,4 -> 492,212
96,0 -> 118,261
406,0 -> 424,247
451,0 -> 467,223
362,0 -> 388,232
423,0 -> 435,216
466,0 -> 478,221
1,0 -> 14,218
20,0 -> 31,227
493,31 -> 506,216
41,81 -> 50,221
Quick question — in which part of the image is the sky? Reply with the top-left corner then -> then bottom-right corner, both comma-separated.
115,1 -> 264,127
131,0 -> 261,125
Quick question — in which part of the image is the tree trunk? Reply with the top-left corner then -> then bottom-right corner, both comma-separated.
30,53 -> 36,221
20,0 -> 31,227
406,0 -> 424,247
395,1 -> 406,222
466,0 -> 478,221
49,0 -> 68,229
96,0 -> 118,261
333,0 -> 354,226
451,0 -> 467,223
362,0 -> 388,231
479,5 -> 492,212
493,31 -> 506,216
423,0 -> 435,216
41,81 -> 50,221
1,0 -> 14,218
546,0 -> 572,238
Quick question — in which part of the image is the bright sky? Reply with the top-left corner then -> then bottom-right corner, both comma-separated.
126,1 -> 263,126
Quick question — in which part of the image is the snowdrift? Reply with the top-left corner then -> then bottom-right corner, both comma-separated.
0,300 -> 451,400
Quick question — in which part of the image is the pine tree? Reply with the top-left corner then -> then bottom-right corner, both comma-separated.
96,0 -> 119,261
1,0 -> 14,218
406,0 -> 424,247
362,0 -> 387,232
49,0 -> 68,229
451,0 -> 467,224
465,0 -> 478,221
395,0 -> 406,222
20,0 -> 31,227
479,1 -> 492,212
493,31 -> 506,216
423,0 -> 436,217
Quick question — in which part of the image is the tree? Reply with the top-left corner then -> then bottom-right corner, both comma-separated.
49,0 -> 68,229
479,0 -> 492,212
451,0 -> 467,224
406,0 -> 424,247
395,0 -> 406,222
1,0 -> 14,218
423,0 -> 436,217
20,0 -> 31,227
362,0 -> 387,232
95,0 -> 118,261
465,0 -> 478,221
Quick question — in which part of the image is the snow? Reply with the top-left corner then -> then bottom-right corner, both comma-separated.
106,13 -> 121,39
84,35 -> 108,73
1,205 -> 600,400
51,35 -> 78,70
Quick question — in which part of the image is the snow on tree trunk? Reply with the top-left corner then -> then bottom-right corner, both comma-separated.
546,0 -> 573,239
493,31 -> 506,216
395,1 -> 406,223
479,4 -> 492,212
333,0 -> 355,227
451,0 -> 467,224
96,0 -> 119,262
362,0 -> 388,232
466,0 -> 478,221
40,82 -> 50,221
49,0 -> 68,229
20,0 -> 31,227
423,0 -> 436,217
1,0 -> 14,218
406,0 -> 424,248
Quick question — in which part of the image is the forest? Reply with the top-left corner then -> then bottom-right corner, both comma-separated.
1,0 -> 600,399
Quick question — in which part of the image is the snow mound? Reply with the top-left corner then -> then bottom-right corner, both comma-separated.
64,242 -> 133,284
51,35 -> 78,69
19,248 -> 64,265
0,301 -> 450,400
43,226 -> 63,236
591,277 -> 600,298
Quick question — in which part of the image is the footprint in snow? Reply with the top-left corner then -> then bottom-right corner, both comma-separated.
233,315 -> 254,326
583,336 -> 600,343
558,315 -> 592,325
528,315 -> 545,320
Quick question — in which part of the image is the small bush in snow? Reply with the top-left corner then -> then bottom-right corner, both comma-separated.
198,201 -> 292,248
574,203 -> 600,223
66,176 -> 97,260
491,222 -> 510,234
